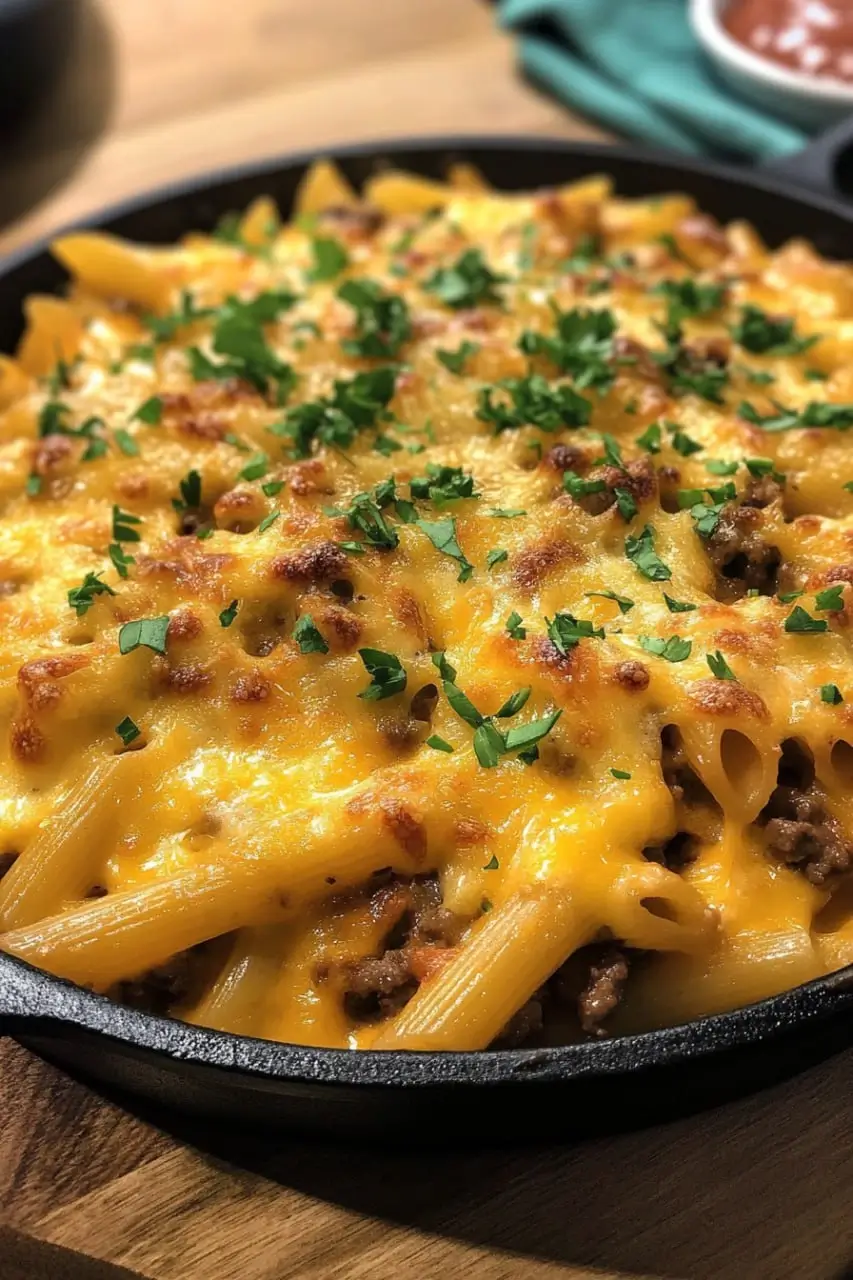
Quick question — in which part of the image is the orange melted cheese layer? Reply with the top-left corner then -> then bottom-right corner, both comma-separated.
1,167 -> 853,1050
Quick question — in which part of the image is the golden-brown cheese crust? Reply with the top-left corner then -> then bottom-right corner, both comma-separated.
2,170 -> 853,1049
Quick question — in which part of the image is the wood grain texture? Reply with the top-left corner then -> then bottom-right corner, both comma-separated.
0,3 -> 850,1279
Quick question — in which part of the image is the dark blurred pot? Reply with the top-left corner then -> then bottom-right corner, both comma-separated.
0,0 -> 77,130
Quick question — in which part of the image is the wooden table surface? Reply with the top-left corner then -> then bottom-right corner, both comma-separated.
0,3 -> 851,1279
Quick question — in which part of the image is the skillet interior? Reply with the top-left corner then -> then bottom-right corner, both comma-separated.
3,136 -> 853,1139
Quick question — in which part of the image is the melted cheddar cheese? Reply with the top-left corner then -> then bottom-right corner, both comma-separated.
3,161 -> 853,1051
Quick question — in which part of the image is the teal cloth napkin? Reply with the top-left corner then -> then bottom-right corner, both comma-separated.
496,0 -> 807,159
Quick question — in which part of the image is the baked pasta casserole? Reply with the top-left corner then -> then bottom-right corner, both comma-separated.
2,160 -> 853,1051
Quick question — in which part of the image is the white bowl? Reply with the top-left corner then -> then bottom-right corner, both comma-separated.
689,0 -> 853,130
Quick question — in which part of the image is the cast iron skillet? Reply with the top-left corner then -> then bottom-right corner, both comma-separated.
4,127 -> 853,1141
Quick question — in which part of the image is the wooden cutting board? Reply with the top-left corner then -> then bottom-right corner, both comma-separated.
4,1037 -> 853,1279
2,2 -> 852,1277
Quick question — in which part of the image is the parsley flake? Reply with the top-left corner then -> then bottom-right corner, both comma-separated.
505,610 -> 526,640
546,613 -> 605,656
308,236 -> 349,281
816,584 -> 844,612
115,716 -> 141,746
663,593 -> 697,613
425,248 -> 506,309
426,734 -> 454,752
821,683 -> 843,705
294,614 -> 329,654
784,605 -> 828,634
338,279 -> 411,359
639,635 -> 692,662
112,505 -> 142,543
437,341 -> 480,375
358,648 -> 407,700
219,600 -> 239,628
586,589 -> 634,614
707,650 -> 737,680
118,616 -> 170,655
478,374 -> 591,433
730,305 -> 818,356
625,524 -> 672,581
132,396 -> 163,425
68,572 -> 116,617
417,516 -> 473,581
109,543 -> 135,579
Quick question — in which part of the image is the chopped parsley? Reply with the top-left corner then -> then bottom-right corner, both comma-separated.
68,571 -> 116,617
172,470 -> 202,516
668,425 -> 703,457
417,516 -> 473,582
486,548 -> 508,570
519,306 -> 616,390
307,236 -> 349,281
441,671 -> 560,766
495,687 -> 531,717
784,605 -> 828,634
546,613 -> 605,656
118,615 -> 170,655
258,511 -> 280,533
294,614 -> 329,654
564,471 -> 607,500
610,768 -> 632,780
663,593 -> 697,613
437,341 -> 480,375
108,543 -> 135,579
707,650 -> 737,680
821,684 -> 843,704
326,482 -> 399,550
112,505 -> 142,543
614,488 -> 638,521
688,500 -> 725,539
115,716 -> 141,747
739,399 -> 853,432
745,457 -> 784,483
187,290 -> 298,404
705,458 -> 739,476
426,734 -> 454,752
219,600 -> 239,628
730,305 -> 818,356
358,648 -> 407,700
114,429 -> 139,457
424,248 -> 506,309
489,507 -> 526,519
625,524 -> 672,581
337,279 -> 411,358
483,853 -> 500,870
639,635 -> 692,662
505,610 -> 526,640
816,584 -> 844,612
478,374 -> 591,434
586,589 -> 634,614
239,452 -> 269,482
144,290 -> 213,342
410,464 -> 478,505
654,279 -> 726,332
635,422 -> 662,454
132,396 -> 162,425
272,366 -> 397,457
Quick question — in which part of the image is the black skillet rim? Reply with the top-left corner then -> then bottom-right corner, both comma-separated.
4,132 -> 853,1091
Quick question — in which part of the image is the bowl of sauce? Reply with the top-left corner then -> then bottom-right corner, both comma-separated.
691,0 -> 853,128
